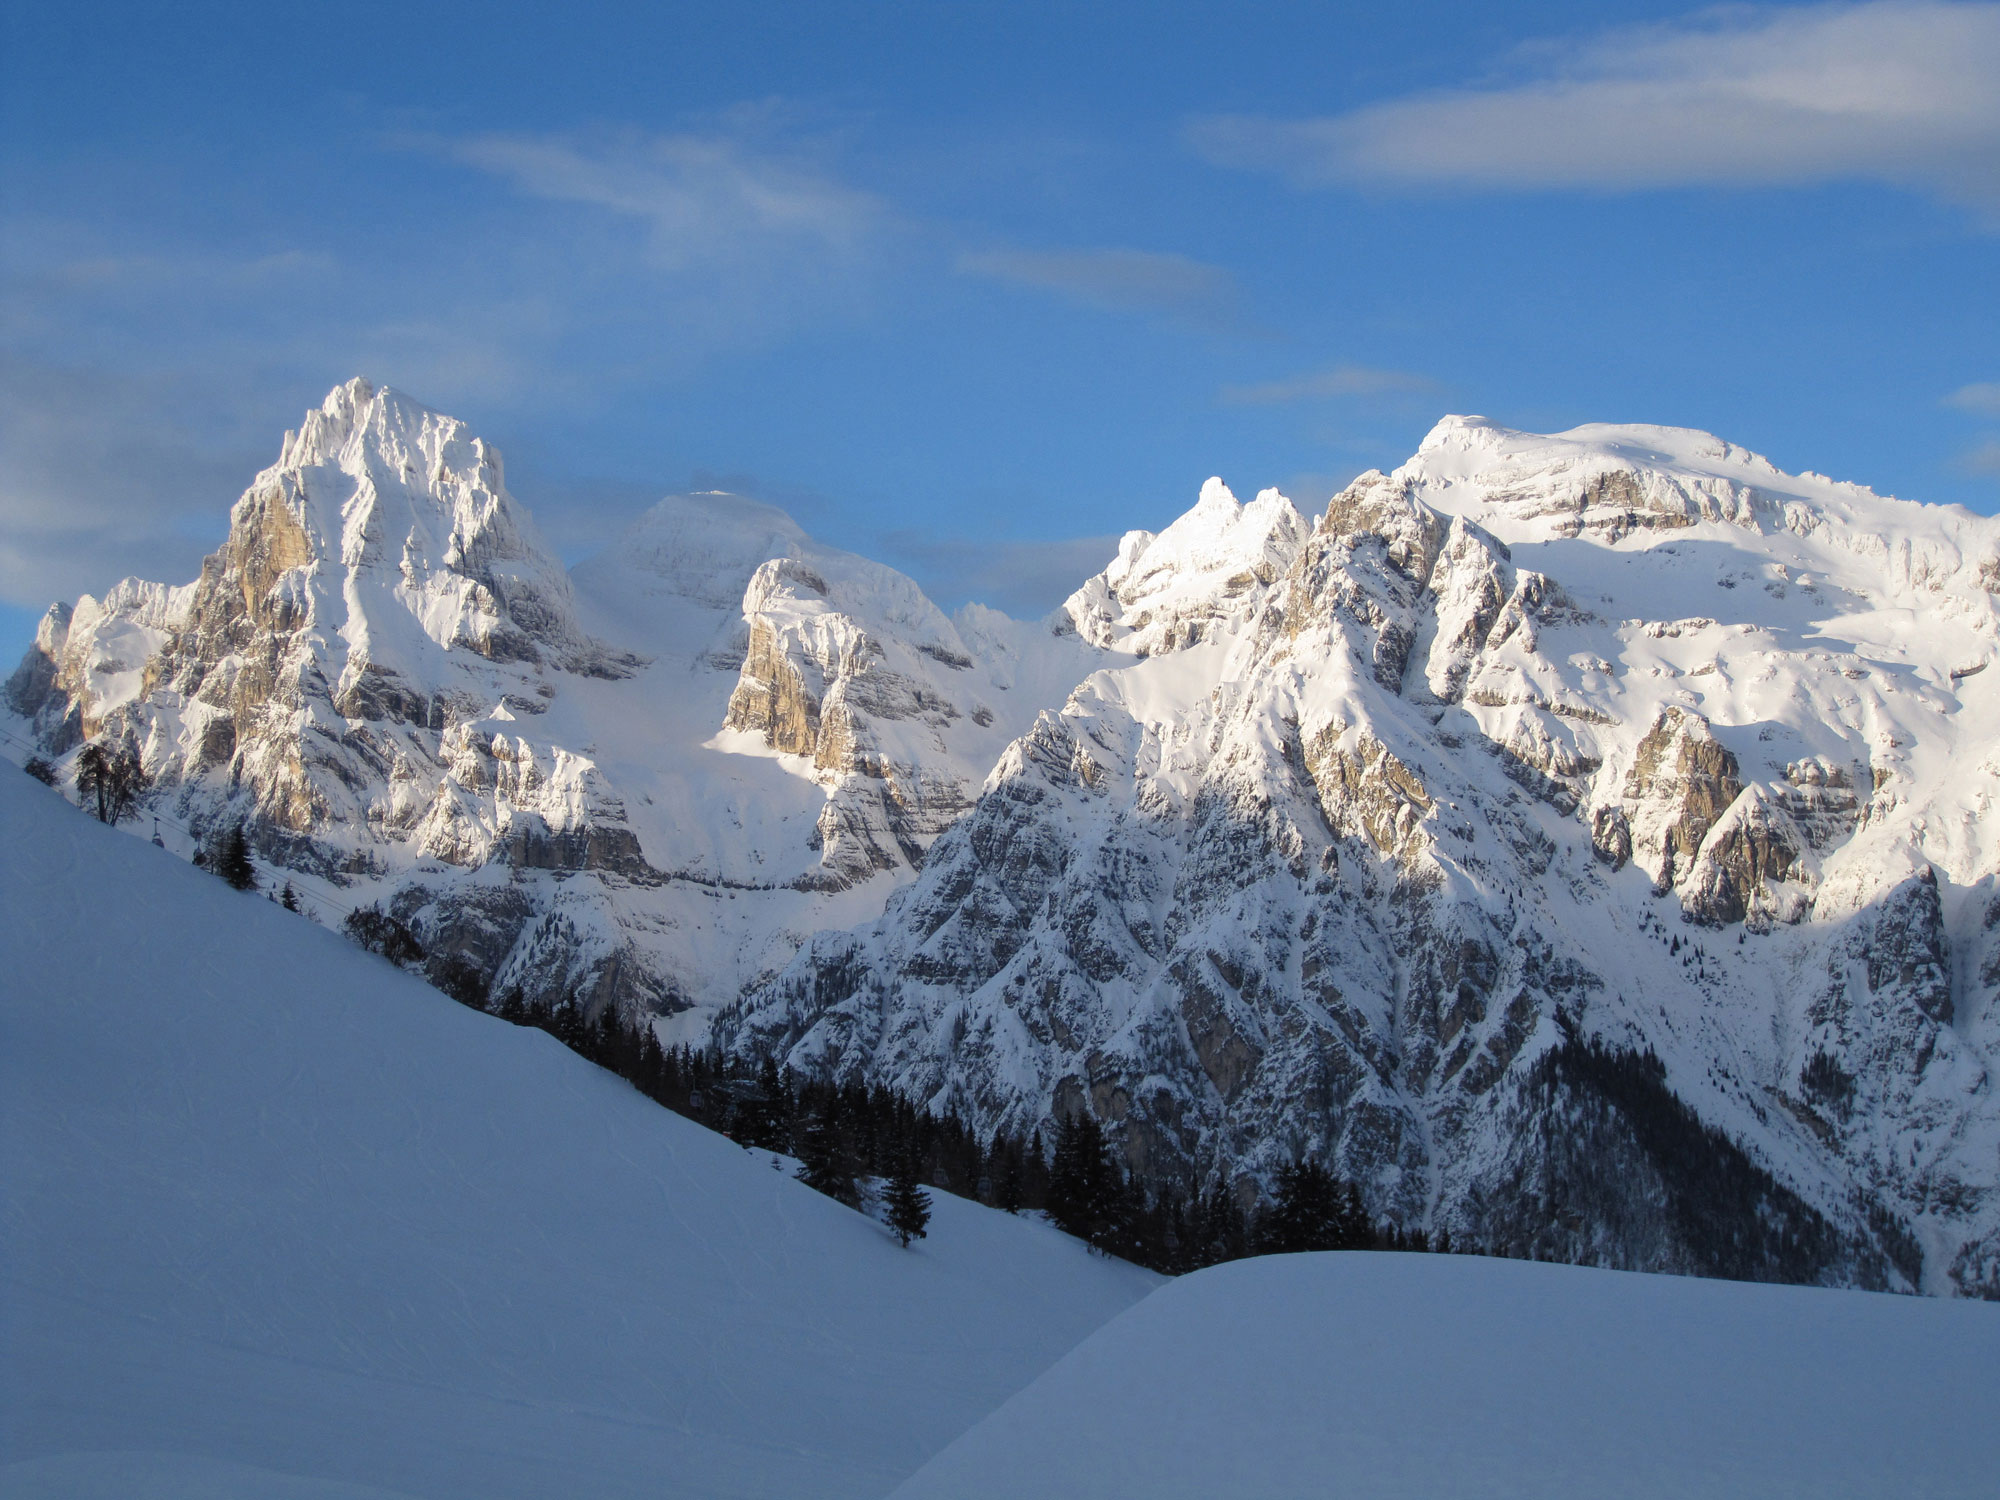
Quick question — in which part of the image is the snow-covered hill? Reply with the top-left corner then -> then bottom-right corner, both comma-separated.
892,1252 -> 2000,1500
0,765 -> 1156,1500
16,382 -> 2000,1294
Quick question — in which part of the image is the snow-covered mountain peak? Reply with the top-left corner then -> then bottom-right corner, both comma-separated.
256,379 -> 581,655
715,514 -> 1106,885
278,376 -> 462,471
1398,413 -> 2000,621
1415,412 -> 1781,479
581,490 -> 813,613
1061,478 -> 1308,654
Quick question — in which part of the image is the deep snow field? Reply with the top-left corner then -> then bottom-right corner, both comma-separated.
5,761 -> 1998,1500
0,768 -> 1156,1500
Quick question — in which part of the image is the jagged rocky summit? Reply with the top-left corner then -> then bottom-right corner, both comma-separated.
13,384 -> 2000,1295
6,378 -> 1087,1016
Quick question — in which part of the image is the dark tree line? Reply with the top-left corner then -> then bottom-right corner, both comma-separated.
1514,1034 -> 1870,1283
321,912 -> 1470,1273
414,964 -> 1453,1273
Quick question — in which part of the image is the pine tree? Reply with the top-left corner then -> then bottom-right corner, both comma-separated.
795,1099 -> 861,1208
885,1147 -> 931,1247
74,740 -> 146,824
736,1055 -> 791,1154
1047,1110 -> 1126,1252
1189,1183 -> 1251,1268
991,1130 -> 1024,1213
214,823 -> 256,890
1336,1180 -> 1374,1250
1156,1184 -> 1191,1273
279,882 -> 300,912
1260,1159 -> 1346,1254
1021,1127 -> 1051,1211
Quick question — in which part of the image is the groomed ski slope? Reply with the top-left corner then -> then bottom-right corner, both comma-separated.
0,768 -> 1157,1500
892,1251 -> 2000,1500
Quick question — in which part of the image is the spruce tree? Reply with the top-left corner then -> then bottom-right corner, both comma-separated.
991,1130 -> 1024,1213
1021,1127 -> 1051,1211
1190,1183 -> 1251,1268
279,882 -> 300,912
1335,1180 -> 1374,1251
795,1103 -> 861,1208
1261,1159 -> 1344,1254
885,1147 -> 931,1247
214,823 -> 257,891
1047,1110 -> 1125,1251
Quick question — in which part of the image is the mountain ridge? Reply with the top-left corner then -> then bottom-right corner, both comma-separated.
13,379 -> 2000,1294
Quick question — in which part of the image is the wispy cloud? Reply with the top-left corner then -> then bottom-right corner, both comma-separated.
1220,363 -> 1437,406
0,358 -> 263,610
1189,1 -> 2000,215
437,127 -> 884,272
957,246 -> 1237,324
1945,381 -> 2000,417
1962,439 -> 2000,476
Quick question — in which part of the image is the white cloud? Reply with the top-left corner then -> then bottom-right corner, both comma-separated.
1962,438 -> 2000,475
957,247 -> 1237,323
1945,381 -> 2000,416
1189,2 -> 2000,213
1220,364 -> 1437,405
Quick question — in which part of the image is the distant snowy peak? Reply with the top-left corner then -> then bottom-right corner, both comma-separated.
576,490 -> 817,616
1061,477 -> 1308,654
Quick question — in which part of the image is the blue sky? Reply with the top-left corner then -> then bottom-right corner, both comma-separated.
4,1 -> 1999,651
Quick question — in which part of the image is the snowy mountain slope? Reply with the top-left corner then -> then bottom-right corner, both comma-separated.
0,767 -> 1158,1500
723,418 -> 2000,1294
892,1252 -> 2000,1500
4,381 -> 1097,1021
